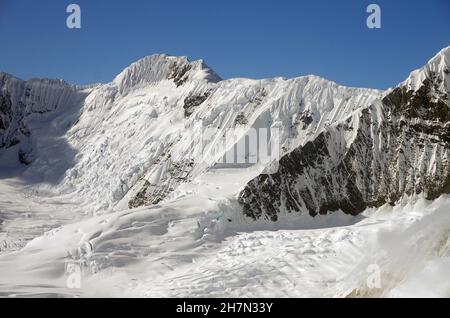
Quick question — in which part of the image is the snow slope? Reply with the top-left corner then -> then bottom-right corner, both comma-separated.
0,47 -> 449,297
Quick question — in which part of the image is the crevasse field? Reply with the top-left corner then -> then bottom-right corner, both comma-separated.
1,166 -> 449,297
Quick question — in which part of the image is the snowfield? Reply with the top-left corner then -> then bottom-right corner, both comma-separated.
0,48 -> 449,297
0,167 -> 449,297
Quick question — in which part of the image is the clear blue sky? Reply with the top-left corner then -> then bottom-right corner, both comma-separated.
0,0 -> 449,89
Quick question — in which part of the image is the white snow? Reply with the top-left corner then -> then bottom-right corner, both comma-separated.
1,167 -> 449,297
0,48 -> 449,297
401,46 -> 450,94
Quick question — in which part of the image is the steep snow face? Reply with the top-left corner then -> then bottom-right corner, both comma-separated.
0,55 -> 222,213
0,73 -> 86,166
55,64 -> 220,212
123,76 -> 380,210
3,54 -> 378,214
239,47 -> 450,221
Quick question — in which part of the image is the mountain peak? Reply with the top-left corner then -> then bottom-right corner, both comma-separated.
401,45 -> 450,93
113,54 -> 221,94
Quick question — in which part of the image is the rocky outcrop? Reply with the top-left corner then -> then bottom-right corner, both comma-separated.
0,92 -> 19,148
128,157 -> 194,208
168,62 -> 192,87
183,91 -> 211,117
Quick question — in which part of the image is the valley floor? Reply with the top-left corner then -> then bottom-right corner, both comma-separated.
0,167 -> 449,297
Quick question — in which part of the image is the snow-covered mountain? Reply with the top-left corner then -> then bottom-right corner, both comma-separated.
239,47 -> 450,221
1,53 -> 381,214
2,48 -> 448,220
0,47 -> 449,298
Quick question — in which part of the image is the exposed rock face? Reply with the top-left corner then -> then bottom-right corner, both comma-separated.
238,52 -> 450,221
0,91 -> 20,147
169,62 -> 192,87
128,158 -> 194,208
234,113 -> 248,125
183,91 -> 211,117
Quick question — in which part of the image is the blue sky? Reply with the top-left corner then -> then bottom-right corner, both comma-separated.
0,0 -> 449,89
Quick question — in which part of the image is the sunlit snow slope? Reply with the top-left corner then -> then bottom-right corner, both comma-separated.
0,47 -> 449,297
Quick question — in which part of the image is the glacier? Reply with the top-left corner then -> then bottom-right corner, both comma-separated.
0,47 -> 449,297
